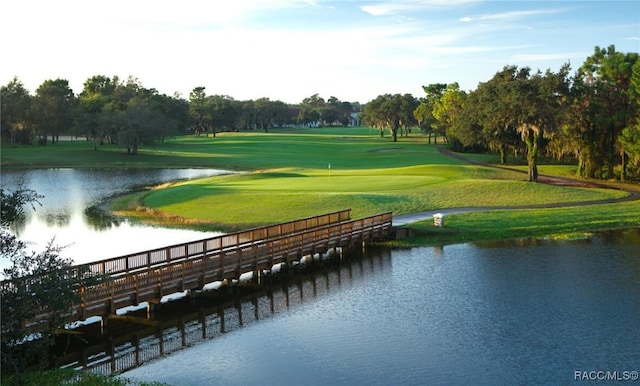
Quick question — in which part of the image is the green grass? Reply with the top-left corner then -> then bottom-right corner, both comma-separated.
0,368 -> 168,386
3,127 -> 639,241
402,200 -> 640,246
1,128 -> 456,170
137,166 -> 628,229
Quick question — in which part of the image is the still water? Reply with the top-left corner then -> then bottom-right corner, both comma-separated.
121,233 -> 640,386
1,168 -> 228,268
2,169 -> 639,384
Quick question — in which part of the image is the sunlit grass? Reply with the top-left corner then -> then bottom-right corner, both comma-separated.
403,200 -> 640,246
136,164 -> 629,229
1,128 -> 462,170
4,128 -> 639,242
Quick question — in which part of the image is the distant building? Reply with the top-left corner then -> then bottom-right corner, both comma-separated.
349,112 -> 361,126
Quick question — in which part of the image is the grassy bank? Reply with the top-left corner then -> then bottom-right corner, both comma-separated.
3,127 -> 639,242
116,165 -> 627,229
399,200 -> 640,247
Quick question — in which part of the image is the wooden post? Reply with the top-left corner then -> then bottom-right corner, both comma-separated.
80,286 -> 87,321
200,255 -> 207,289
157,269 -> 163,299
134,334 -> 140,367
199,309 -> 206,339
219,305 -> 225,333
133,275 -> 139,305
219,251 -> 225,281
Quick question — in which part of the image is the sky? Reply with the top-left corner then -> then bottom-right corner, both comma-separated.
2,0 -> 639,104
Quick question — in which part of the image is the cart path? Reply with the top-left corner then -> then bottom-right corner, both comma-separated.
392,147 -> 640,226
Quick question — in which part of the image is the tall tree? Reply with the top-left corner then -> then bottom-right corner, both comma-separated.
619,60 -> 640,177
112,93 -> 177,154
414,83 -> 447,143
362,94 -> 417,142
208,95 -> 238,135
298,93 -> 325,126
252,97 -> 273,132
189,86 -> 210,136
461,67 -> 526,164
432,82 -> 467,150
76,75 -> 117,149
33,79 -> 76,145
460,64 -> 570,180
154,92 -> 190,139
576,45 -> 639,179
1,77 -> 33,145
515,65 -> 571,182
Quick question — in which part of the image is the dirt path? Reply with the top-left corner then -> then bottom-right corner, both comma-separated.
393,147 -> 640,226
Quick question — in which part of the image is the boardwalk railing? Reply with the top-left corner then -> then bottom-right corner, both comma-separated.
83,209 -> 352,277
78,212 -> 392,320
55,248 -> 393,376
2,210 -> 393,332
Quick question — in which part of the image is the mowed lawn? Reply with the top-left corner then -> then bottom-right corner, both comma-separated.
103,127 -> 630,229
4,126 -> 637,239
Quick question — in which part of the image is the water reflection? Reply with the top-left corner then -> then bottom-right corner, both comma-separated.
53,247 -> 391,376
83,206 -> 126,230
1,168 -> 229,267
120,230 -> 640,386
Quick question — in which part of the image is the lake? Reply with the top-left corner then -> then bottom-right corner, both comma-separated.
2,168 -> 639,385
118,232 -> 640,386
1,168 -> 229,270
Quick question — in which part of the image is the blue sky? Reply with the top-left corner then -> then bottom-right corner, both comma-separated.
2,0 -> 638,104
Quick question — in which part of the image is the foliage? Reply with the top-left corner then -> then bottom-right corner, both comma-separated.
432,82 -> 467,151
189,87 -> 300,134
619,60 -> 640,176
2,43 -> 638,179
33,79 -> 76,145
413,83 -> 447,143
74,76 -> 185,153
188,86 -> 209,136
453,65 -> 571,182
1,367 -> 170,386
0,188 -> 104,378
296,94 -> 355,127
1,77 -> 33,145
0,188 -> 42,226
362,93 -> 418,141
570,45 -> 639,180
81,131 -> 628,232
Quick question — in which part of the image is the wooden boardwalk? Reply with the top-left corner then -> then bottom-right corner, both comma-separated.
53,248 -> 393,375
6,210 -> 393,330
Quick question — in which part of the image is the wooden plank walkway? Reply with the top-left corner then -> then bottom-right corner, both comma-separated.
53,248 -> 392,376
84,209 -> 352,278
5,210 -> 393,331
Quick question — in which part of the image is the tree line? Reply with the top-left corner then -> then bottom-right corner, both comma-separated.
1,76 -> 362,154
2,45 -> 639,181
362,45 -> 639,182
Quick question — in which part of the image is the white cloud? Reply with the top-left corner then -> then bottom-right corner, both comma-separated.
511,53 -> 584,62
470,8 -> 563,23
2,0 -> 637,103
361,0 -> 479,16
